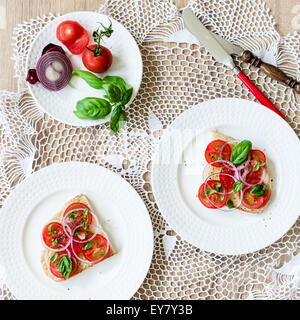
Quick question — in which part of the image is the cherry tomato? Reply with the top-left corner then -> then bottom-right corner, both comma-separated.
198,180 -> 228,209
42,222 -> 69,249
82,234 -> 110,262
49,253 -> 78,279
56,21 -> 89,55
220,167 -> 235,190
82,45 -> 113,73
242,185 -> 270,210
205,140 -> 232,167
63,202 -> 93,231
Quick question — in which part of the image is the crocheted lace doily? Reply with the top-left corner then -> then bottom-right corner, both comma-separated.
1,0 -> 300,300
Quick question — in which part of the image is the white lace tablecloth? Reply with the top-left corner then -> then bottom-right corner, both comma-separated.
0,0 -> 300,300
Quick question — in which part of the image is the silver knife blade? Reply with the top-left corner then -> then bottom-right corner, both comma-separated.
182,8 -> 238,72
210,32 -> 244,57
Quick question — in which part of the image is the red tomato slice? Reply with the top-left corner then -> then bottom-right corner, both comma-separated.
63,202 -> 92,231
56,21 -> 90,55
198,180 -> 228,209
220,167 -> 235,190
244,149 -> 267,184
42,222 -> 69,249
82,45 -> 113,73
242,185 -> 270,210
205,140 -> 231,167
82,234 -> 110,262
49,253 -> 78,279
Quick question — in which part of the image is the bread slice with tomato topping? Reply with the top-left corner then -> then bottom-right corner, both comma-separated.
41,194 -> 116,282
204,130 -> 271,214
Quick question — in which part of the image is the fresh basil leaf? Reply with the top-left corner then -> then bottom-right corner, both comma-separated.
253,163 -> 266,172
121,88 -> 133,105
213,182 -> 222,192
72,70 -> 104,89
84,209 -> 89,217
250,184 -> 267,197
83,241 -> 94,251
233,181 -> 244,193
50,253 -> 58,263
103,83 -> 122,103
226,199 -> 234,209
52,238 -> 59,247
110,105 -> 127,134
83,221 -> 87,230
68,212 -> 77,220
74,97 -> 112,120
230,140 -> 252,165
206,189 -> 217,195
48,224 -> 53,233
103,76 -> 127,94
58,256 -> 72,279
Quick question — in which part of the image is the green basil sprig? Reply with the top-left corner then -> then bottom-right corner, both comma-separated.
72,71 -> 133,133
230,140 -> 252,164
250,184 -> 267,197
253,163 -> 266,172
74,97 -> 112,120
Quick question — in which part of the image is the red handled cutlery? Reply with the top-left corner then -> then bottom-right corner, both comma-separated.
182,8 -> 285,119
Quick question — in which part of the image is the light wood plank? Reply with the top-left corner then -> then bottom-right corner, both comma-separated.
0,0 -> 299,91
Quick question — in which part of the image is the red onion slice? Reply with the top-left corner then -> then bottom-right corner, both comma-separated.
36,51 -> 72,91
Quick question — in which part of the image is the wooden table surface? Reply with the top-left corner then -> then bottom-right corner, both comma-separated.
0,0 -> 299,92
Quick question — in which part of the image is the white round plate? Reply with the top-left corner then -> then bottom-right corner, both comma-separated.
26,12 -> 143,126
152,98 -> 300,255
0,162 -> 153,300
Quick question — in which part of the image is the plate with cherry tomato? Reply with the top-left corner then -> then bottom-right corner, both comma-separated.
152,98 -> 300,255
0,162 -> 153,300
26,12 -> 143,128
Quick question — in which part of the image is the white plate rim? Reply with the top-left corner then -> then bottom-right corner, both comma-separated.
0,162 -> 153,300
152,98 -> 300,255
25,11 -> 143,127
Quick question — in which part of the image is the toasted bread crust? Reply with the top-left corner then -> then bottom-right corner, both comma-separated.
41,194 -> 116,281
207,130 -> 272,214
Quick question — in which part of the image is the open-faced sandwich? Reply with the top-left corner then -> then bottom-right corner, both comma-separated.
198,131 -> 271,213
41,194 -> 115,281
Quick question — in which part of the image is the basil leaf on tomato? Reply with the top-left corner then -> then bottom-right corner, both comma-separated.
226,199 -> 234,209
72,70 -> 104,89
206,189 -> 217,195
253,163 -> 266,172
213,182 -> 222,192
83,241 -> 94,251
58,256 -> 73,279
233,181 -> 244,193
68,212 -> 77,220
250,184 -> 267,197
50,253 -> 58,263
230,140 -> 252,165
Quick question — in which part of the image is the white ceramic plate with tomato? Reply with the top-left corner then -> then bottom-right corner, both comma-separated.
26,11 -> 143,127
152,98 -> 300,255
0,162 -> 153,300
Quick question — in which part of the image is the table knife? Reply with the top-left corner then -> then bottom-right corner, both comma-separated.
211,32 -> 300,94
182,8 -> 285,119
